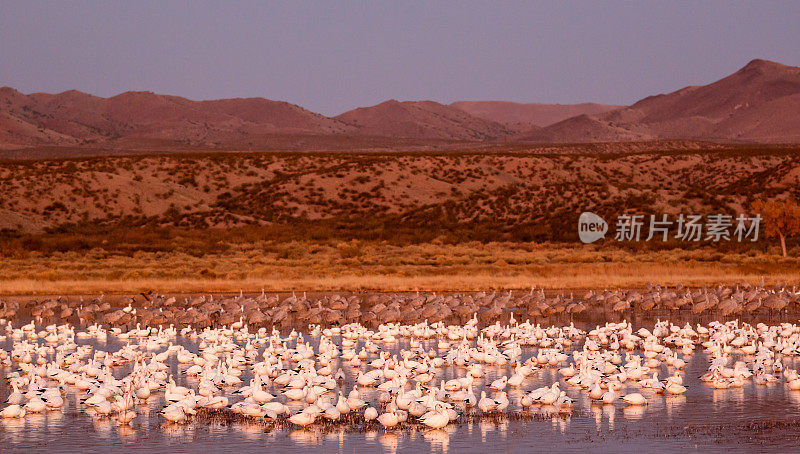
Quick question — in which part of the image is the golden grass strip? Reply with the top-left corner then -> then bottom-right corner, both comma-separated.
0,262 -> 797,295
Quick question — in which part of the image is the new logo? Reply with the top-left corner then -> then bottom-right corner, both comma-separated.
578,212 -> 608,243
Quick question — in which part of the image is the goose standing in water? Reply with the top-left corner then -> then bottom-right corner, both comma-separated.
2,287 -> 800,436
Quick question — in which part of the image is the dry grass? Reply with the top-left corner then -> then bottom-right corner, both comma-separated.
1,242 -> 797,295
0,267 -> 797,295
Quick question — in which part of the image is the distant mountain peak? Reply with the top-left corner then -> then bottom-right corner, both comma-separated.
522,58 -> 800,143
736,59 -> 794,78
742,58 -> 783,69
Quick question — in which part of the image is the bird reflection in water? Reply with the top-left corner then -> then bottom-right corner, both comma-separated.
377,431 -> 399,453
289,428 -> 320,445
423,428 -> 451,453
603,403 -> 616,431
622,404 -> 645,419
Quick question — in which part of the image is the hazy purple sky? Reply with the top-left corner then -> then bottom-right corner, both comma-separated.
1,1 -> 799,116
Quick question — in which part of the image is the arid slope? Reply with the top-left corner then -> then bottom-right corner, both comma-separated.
1,147 -> 797,243
523,59 -> 800,143
0,88 -> 354,149
450,101 -> 621,127
335,100 -> 512,140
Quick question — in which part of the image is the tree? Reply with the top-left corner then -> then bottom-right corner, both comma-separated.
751,199 -> 800,257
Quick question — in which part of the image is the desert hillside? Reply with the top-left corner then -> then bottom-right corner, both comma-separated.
523,59 -> 800,143
450,101 -> 621,127
1,145 -> 797,244
0,88 -> 355,149
334,100 -> 512,140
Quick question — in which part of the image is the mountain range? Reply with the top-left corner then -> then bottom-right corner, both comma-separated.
1,59 -> 798,149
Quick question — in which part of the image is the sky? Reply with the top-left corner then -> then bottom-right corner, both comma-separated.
1,1 -> 799,116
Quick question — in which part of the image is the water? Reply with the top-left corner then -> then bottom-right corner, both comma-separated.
2,315 -> 800,453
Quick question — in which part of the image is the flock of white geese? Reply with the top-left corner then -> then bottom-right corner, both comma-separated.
2,314 -> 800,434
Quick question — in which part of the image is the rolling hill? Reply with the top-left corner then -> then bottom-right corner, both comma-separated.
522,59 -> 800,143
0,88 -> 354,148
449,101 -> 621,127
334,99 -> 512,140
